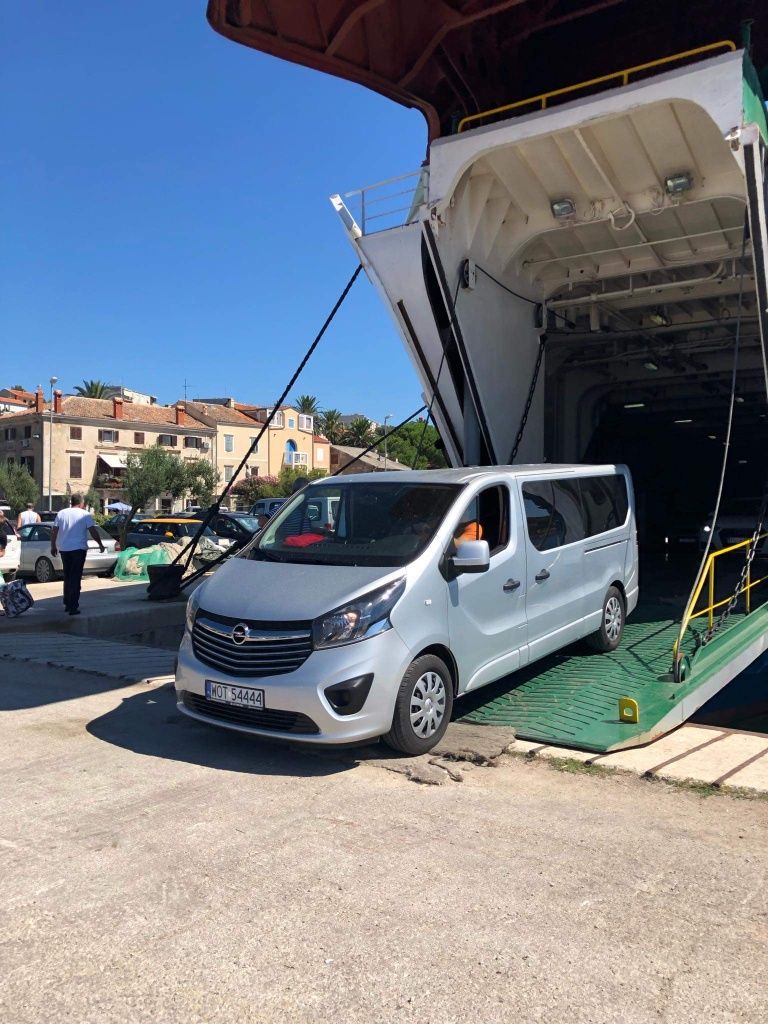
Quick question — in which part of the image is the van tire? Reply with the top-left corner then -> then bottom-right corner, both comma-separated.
383,654 -> 454,756
587,586 -> 625,652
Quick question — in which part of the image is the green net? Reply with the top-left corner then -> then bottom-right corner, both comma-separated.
113,545 -> 172,583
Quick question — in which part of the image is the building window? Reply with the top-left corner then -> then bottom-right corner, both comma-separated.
224,465 -> 234,482
20,456 -> 34,475
98,429 -> 119,443
288,417 -> 296,429
70,456 -> 82,478
4,428 -> 16,441
184,436 -> 202,449
249,436 -> 259,453
224,434 -> 234,453
23,425 -> 32,439
316,448 -> 324,462
158,434 -> 177,447
70,426 -> 82,441
263,409 -> 284,428
134,432 -> 145,445
6,457 -> 14,465
298,414 -> 313,432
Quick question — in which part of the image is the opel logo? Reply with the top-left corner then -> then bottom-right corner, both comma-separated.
231,623 -> 249,645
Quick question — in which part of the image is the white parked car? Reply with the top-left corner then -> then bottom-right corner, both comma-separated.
16,523 -> 119,583
0,530 -> 21,579
698,498 -> 768,555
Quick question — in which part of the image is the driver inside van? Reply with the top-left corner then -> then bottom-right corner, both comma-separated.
454,519 -> 483,545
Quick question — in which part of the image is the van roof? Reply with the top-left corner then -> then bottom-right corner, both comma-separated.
313,464 -> 626,486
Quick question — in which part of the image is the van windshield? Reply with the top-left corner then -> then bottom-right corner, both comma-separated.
244,481 -> 461,566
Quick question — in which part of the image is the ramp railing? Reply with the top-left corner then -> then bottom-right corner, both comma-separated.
331,167 -> 428,237
673,534 -> 768,677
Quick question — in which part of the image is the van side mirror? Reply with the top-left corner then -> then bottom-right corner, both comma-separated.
450,539 -> 490,575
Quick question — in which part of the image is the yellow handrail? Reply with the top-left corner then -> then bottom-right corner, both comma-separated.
457,40 -> 737,133
673,533 -> 768,670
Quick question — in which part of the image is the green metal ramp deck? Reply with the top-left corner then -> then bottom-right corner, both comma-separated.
459,603 -> 768,752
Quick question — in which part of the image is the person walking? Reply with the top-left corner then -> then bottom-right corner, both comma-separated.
50,494 -> 105,615
17,502 -> 41,530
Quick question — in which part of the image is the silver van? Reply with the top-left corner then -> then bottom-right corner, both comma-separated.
176,465 -> 638,754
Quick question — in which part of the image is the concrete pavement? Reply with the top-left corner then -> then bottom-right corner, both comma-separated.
1,660 -> 767,1023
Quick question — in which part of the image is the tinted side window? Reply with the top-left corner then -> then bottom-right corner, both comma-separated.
523,481 -> 565,551
552,479 -> 586,544
580,475 -> 629,537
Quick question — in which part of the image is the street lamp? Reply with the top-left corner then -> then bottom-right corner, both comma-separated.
48,376 -> 58,511
383,413 -> 393,469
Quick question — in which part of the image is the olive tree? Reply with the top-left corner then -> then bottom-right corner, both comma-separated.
0,463 -> 39,514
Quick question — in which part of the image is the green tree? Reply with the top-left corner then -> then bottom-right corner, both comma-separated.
0,463 -> 39,514
74,379 -> 110,399
232,467 -> 327,508
374,420 -> 447,470
185,459 -> 218,507
121,446 -> 199,546
344,416 -> 374,447
317,408 -> 344,444
294,394 -> 320,416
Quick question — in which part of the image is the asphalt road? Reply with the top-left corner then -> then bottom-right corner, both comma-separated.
1,662 -> 767,1024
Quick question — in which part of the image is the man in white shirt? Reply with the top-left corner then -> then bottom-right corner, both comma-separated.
50,494 -> 105,616
17,502 -> 41,529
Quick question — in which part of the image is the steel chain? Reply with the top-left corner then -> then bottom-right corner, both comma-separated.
509,335 -> 546,463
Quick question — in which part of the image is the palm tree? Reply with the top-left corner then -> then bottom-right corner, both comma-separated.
317,408 -> 344,444
344,416 -> 374,447
74,379 -> 110,399
294,394 -> 320,416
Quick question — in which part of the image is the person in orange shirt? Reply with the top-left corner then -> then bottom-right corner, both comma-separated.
454,519 -> 483,544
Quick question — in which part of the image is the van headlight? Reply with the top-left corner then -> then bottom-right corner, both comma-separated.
185,587 -> 203,632
313,578 -> 405,649
702,525 -> 711,533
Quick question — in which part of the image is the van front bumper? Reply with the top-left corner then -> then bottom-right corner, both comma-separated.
175,627 -> 413,745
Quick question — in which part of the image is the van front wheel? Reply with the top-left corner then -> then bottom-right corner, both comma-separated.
383,655 -> 453,756
587,586 -> 625,653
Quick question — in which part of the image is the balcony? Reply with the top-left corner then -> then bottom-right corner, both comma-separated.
285,451 -> 309,467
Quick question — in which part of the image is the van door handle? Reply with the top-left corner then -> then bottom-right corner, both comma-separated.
535,569 -> 551,582
503,578 -> 521,592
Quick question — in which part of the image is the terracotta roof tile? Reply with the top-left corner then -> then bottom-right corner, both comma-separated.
185,401 -> 257,426
59,396 -> 211,428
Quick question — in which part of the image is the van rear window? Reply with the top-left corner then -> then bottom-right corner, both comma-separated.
523,474 -> 628,551
580,476 -> 628,537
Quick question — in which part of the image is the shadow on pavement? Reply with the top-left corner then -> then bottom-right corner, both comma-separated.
86,682 -> 379,778
0,669 -> 146,712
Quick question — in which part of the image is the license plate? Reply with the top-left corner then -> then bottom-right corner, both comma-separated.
205,680 -> 265,709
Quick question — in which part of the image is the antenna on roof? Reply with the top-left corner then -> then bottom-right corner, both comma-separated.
182,379 -> 196,402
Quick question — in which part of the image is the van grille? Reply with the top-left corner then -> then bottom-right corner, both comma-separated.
181,691 -> 319,734
191,612 -> 313,678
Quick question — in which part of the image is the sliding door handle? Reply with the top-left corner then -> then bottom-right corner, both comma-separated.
535,569 -> 551,582
503,578 -> 521,592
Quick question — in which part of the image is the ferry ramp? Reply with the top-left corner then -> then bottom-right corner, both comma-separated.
459,552 -> 768,753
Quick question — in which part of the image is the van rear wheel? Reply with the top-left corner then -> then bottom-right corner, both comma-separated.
587,586 -> 625,653
383,654 -> 453,756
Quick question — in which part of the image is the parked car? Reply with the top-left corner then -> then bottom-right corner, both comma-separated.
206,512 -> 262,548
124,518 -> 226,556
39,511 -> 58,523
698,497 -> 768,555
16,523 -> 118,583
250,498 -> 287,519
103,511 -> 153,539
0,527 -> 21,579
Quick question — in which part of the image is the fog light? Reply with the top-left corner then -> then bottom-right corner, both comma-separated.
324,674 -> 374,716
551,198 -> 576,220
664,171 -> 693,196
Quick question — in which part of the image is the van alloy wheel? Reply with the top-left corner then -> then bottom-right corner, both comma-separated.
410,671 -> 447,739
587,585 -> 625,653
604,595 -> 623,642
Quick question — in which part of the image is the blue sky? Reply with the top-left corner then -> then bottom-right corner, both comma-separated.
1,2 -> 427,420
